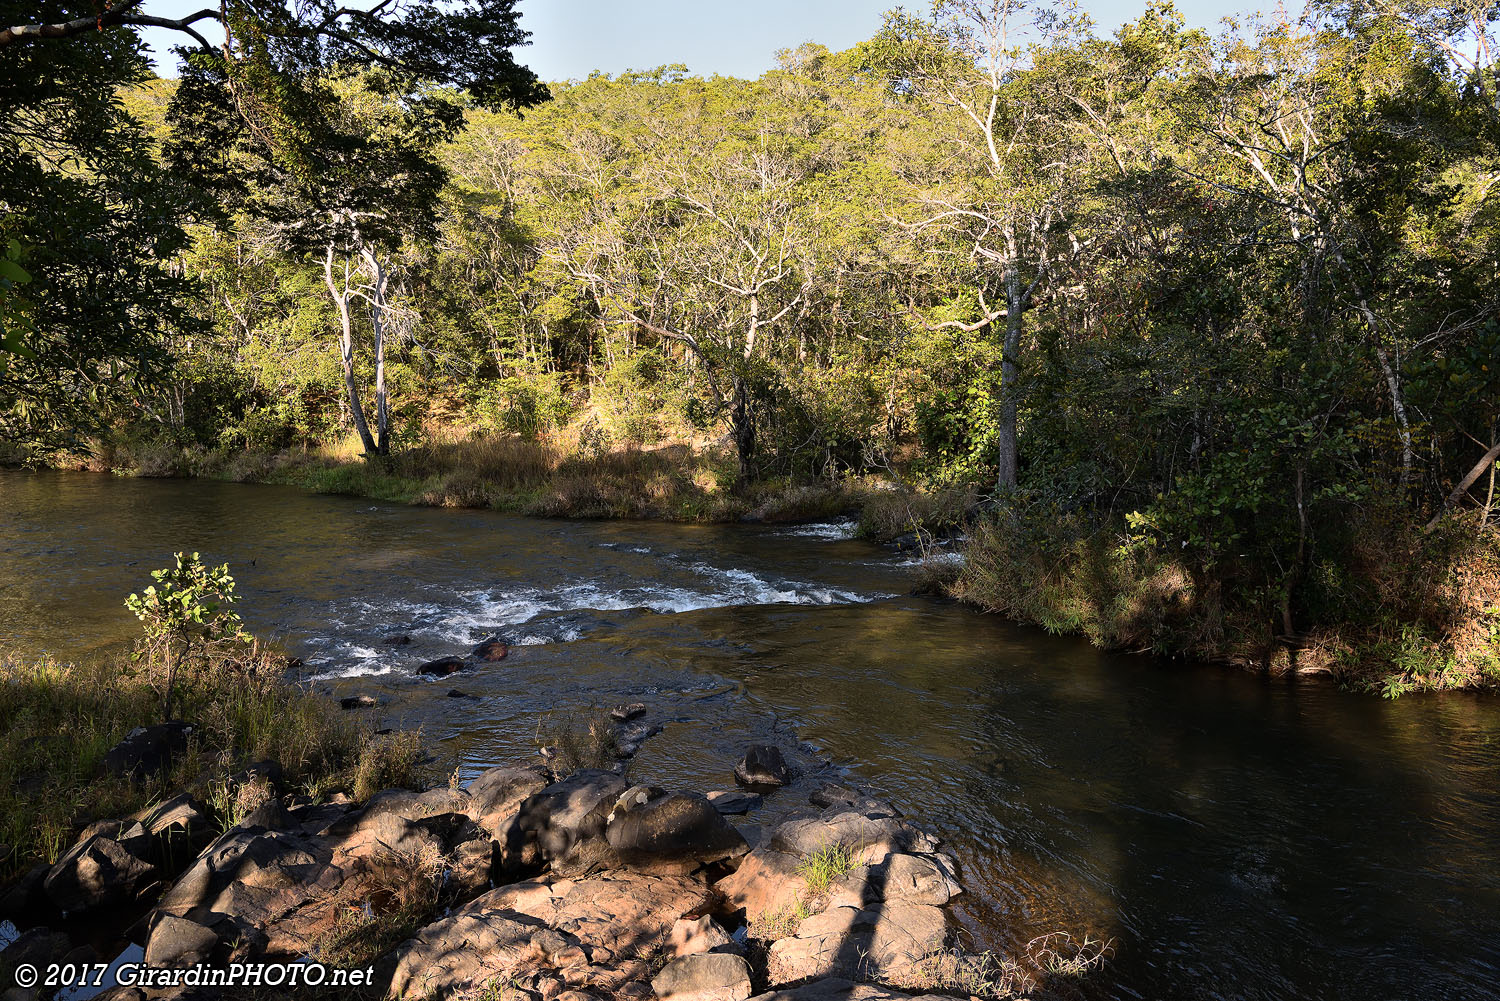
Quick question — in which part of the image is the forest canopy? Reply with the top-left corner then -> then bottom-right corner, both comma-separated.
3,0 -> 1498,691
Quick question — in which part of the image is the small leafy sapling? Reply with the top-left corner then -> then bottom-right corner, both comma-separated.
125,552 -> 251,721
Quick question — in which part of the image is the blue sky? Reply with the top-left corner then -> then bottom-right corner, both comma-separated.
137,1 -> 1249,80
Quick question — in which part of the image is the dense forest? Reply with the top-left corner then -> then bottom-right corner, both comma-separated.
3,0 -> 1498,693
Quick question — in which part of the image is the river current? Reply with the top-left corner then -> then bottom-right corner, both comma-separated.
3,470 -> 1498,1000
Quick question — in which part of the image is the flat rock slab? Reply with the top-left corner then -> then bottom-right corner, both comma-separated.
766,901 -> 949,985
383,873 -> 712,999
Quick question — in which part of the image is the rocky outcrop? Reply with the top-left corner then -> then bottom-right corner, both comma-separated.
468,762 -> 552,840
382,872 -> 713,999
765,901 -> 948,984
4,748 -> 978,1001
40,793 -> 212,918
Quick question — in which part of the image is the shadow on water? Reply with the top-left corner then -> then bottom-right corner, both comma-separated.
3,470 -> 1500,1001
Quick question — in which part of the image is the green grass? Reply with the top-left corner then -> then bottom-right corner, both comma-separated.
795,840 -> 857,896
0,644 -> 409,882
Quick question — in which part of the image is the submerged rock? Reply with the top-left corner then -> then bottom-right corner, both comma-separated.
340,694 -> 380,710
472,637 -> 509,662
734,745 -> 792,788
706,790 -> 762,815
613,721 -> 663,758
417,655 -> 467,677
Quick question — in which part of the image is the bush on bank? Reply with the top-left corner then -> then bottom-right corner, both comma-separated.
0,644 -> 422,883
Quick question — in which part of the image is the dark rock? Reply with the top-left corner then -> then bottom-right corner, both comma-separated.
734,745 -> 792,788
0,927 -> 71,981
614,721 -> 663,758
447,689 -> 480,700
604,789 -> 748,869
239,797 -> 292,832
417,656 -> 467,677
102,722 -> 194,780
144,913 -> 219,967
472,637 -> 509,662
43,834 -> 157,916
706,790 -> 761,815
610,703 -> 647,722
652,953 -> 753,1001
340,694 -> 380,710
0,864 -> 52,926
381,633 -> 413,645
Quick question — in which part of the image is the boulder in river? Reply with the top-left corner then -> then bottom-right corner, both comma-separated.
611,702 -> 647,722
472,637 -> 509,662
614,721 -> 663,758
340,694 -> 380,710
103,722 -> 194,780
604,789 -> 748,871
734,745 -> 792,788
417,655 -> 467,677
706,790 -> 761,815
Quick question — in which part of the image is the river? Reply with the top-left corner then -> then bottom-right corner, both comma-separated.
2,470 -> 1498,1000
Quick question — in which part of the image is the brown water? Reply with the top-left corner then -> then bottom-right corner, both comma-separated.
3,470 -> 1499,1000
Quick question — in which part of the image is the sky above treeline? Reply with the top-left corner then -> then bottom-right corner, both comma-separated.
136,0 -> 1252,79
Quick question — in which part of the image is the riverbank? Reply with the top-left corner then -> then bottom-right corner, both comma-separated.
32,433 -> 974,537
0,650 -> 1107,1001
8,448 -> 1496,697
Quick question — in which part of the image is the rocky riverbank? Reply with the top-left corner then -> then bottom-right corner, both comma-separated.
0,711 -> 1001,1001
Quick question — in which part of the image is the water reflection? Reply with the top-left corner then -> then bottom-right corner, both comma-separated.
2,470 -> 1499,1000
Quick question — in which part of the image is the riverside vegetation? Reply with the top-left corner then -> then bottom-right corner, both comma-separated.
0,558 -> 1113,1000
2,0 -> 1498,694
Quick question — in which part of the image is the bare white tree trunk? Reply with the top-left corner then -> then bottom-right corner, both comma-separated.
324,242 -> 377,456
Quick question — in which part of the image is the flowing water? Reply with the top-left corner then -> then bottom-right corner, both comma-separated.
3,470 -> 1499,1000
